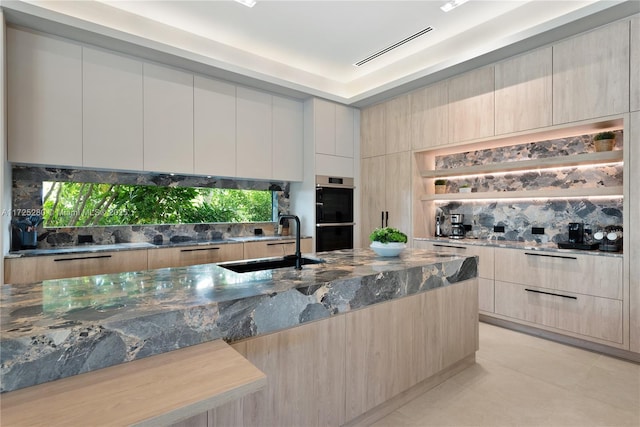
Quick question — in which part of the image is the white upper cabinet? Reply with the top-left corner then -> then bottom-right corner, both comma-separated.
272,95 -> 303,181
334,104 -> 355,158
194,76 -> 237,177
236,87 -> 272,180
143,62 -> 194,174
448,66 -> 495,143
83,47 -> 143,171
495,47 -> 552,135
630,16 -> 640,113
553,20 -> 630,124
313,99 -> 354,158
7,28 -> 82,167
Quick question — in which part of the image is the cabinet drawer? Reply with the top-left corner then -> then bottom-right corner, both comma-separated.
243,238 -> 312,260
5,250 -> 148,284
147,243 -> 243,269
495,281 -> 623,344
416,242 -> 494,279
494,248 -> 622,300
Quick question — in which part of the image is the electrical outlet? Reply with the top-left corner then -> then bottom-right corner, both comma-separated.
78,235 -> 94,244
493,225 -> 505,233
532,227 -> 545,235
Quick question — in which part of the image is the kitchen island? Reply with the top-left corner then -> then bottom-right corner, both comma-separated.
1,248 -> 478,426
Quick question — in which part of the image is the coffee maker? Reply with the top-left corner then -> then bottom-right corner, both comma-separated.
450,213 -> 466,239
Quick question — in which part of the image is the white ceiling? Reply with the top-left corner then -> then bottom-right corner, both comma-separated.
4,0 -> 638,105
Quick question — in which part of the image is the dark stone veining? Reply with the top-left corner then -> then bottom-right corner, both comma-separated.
0,249 -> 477,393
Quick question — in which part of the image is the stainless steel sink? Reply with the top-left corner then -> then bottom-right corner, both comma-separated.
220,256 -> 324,273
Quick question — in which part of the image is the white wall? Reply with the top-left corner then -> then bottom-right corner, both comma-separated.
1,9 -> 9,284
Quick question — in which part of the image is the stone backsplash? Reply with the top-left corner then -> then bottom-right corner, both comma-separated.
434,131 -> 624,243
11,166 -> 290,249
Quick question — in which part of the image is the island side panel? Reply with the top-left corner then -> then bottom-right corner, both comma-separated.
210,313 -> 347,427
345,278 -> 478,421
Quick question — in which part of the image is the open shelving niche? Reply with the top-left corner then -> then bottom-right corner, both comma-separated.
412,116 -> 625,239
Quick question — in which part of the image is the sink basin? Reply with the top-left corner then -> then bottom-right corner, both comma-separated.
220,256 -> 324,273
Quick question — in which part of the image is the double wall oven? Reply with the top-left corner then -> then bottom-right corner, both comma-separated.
315,175 -> 354,252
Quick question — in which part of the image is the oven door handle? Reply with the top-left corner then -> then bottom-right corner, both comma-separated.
316,222 -> 356,228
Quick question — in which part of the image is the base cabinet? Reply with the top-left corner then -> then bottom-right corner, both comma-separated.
242,238 -> 312,259
146,243 -> 243,270
200,279 -> 478,427
4,250 -> 148,284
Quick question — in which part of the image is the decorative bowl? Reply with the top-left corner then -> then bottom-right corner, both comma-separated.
370,241 -> 406,257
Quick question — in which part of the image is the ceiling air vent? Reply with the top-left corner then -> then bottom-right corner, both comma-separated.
353,26 -> 434,67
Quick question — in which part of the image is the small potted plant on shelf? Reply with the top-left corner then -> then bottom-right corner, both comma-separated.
434,179 -> 447,194
593,131 -> 616,152
459,183 -> 472,193
369,227 -> 408,257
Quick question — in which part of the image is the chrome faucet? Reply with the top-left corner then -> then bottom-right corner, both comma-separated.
279,214 -> 302,269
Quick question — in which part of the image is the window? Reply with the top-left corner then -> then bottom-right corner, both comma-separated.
42,182 -> 274,227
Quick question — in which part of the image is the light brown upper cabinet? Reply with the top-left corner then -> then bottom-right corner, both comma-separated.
7,27 -> 82,167
360,103 -> 385,158
410,81 -> 448,150
384,94 -> 411,154
194,76 -> 237,178
143,63 -> 194,174
495,47 -> 552,135
448,66 -> 495,143
553,20 -> 630,124
631,16 -> 640,113
83,47 -> 143,171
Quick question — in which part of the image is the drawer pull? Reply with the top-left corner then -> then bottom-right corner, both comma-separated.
180,247 -> 220,253
524,252 -> 577,260
525,288 -> 577,300
433,244 -> 467,250
54,255 -> 112,262
266,242 -> 288,246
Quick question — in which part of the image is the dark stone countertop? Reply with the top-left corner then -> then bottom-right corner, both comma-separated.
5,235 -> 309,258
0,248 -> 477,393
414,237 -> 623,258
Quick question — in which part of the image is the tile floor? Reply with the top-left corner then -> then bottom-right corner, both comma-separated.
373,322 -> 640,427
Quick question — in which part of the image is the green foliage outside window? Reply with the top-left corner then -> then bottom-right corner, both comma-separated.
42,182 -> 273,227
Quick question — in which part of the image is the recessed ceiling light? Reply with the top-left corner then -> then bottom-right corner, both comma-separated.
234,0 -> 257,8
441,0 -> 470,12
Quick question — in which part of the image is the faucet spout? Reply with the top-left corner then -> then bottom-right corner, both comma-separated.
279,214 -> 302,269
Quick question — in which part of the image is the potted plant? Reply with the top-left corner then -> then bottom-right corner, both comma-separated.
593,131 -> 615,152
459,183 -> 472,193
369,227 -> 408,257
434,179 -> 447,194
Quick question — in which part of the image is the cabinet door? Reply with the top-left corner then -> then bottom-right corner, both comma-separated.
410,81 -> 448,150
495,47 -> 552,135
83,47 -> 143,171
236,87 -> 272,180
315,154 -> 354,178
334,104 -> 354,158
194,76 -> 236,177
243,241 -> 285,259
314,98 -> 335,155
385,151 -> 412,235
272,95 -> 303,181
384,94 -> 411,154
631,16 -> 639,112
147,243 -> 243,269
143,63 -> 194,174
360,103 -> 385,158
448,66 -> 495,143
7,28 -> 82,167
630,111 -> 640,353
360,156 -> 385,247
553,20 -> 630,124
